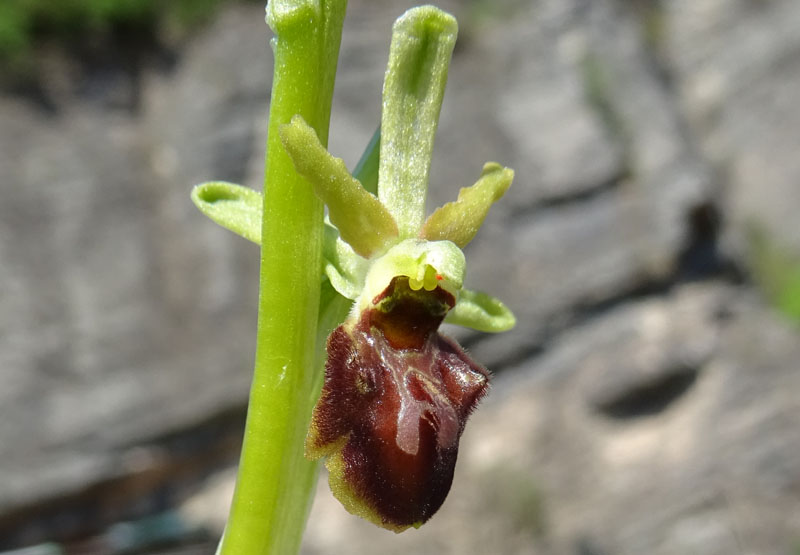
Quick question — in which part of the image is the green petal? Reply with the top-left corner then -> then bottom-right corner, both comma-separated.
191,181 -> 262,245
445,288 -> 516,332
379,7 -> 457,237
323,223 -> 368,300
420,162 -> 514,248
280,115 -> 399,258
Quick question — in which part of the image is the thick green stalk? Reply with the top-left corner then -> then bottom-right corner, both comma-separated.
269,131 -> 382,554
219,1 -> 347,554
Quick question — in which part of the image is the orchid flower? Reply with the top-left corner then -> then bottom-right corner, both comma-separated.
192,5 -> 514,533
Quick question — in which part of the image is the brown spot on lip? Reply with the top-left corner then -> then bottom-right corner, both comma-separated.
367,276 -> 455,350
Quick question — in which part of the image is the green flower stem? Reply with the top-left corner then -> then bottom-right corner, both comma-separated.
219,1 -> 347,554
268,281 -> 351,554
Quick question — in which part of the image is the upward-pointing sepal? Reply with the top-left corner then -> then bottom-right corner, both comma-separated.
379,7 -> 458,236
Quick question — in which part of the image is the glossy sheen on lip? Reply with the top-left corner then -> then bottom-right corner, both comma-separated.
306,277 -> 490,531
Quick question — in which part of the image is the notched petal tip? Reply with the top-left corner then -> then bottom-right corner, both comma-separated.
307,277 -> 489,531
394,5 -> 458,39
420,162 -> 514,248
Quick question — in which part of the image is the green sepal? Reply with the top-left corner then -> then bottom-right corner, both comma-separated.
379,7 -> 457,237
445,288 -> 516,332
280,115 -> 399,258
191,181 -> 263,245
420,162 -> 514,248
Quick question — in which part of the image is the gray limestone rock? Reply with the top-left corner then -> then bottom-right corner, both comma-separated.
660,0 -> 800,255
0,0 -> 798,552
452,0 -> 712,370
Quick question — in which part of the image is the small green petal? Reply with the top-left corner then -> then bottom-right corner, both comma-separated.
420,162 -> 514,248
191,181 -> 262,245
324,223 -> 368,300
379,7 -> 458,237
280,115 -> 399,258
445,288 -> 516,332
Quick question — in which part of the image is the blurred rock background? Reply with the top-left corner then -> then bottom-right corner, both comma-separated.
1,0 -> 799,553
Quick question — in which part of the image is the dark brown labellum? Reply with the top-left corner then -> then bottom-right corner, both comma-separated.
306,277 -> 490,531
